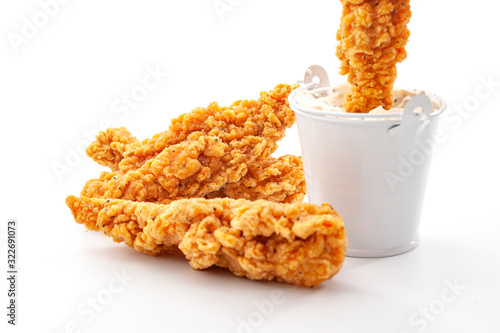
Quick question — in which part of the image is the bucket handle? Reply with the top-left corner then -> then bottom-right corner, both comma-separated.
301,65 -> 330,89
388,94 -> 432,153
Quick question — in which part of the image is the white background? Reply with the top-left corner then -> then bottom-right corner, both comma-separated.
1,0 -> 499,332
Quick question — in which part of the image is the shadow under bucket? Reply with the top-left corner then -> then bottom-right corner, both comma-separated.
289,66 -> 447,258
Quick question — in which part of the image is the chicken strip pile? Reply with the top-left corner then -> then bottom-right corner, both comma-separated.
66,84 -> 334,287
336,0 -> 412,113
66,196 -> 347,287
81,84 -> 306,203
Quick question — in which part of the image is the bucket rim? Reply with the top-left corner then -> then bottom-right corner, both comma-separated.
289,85 -> 447,124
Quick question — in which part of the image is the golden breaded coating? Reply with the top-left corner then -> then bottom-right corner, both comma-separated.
86,127 -> 138,171
82,132 -> 269,201
66,196 -> 347,287
86,128 -> 306,203
336,0 -> 411,113
118,83 -> 298,172
81,84 -> 305,203
207,155 -> 306,203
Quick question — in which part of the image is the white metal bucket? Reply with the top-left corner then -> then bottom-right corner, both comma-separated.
289,66 -> 447,258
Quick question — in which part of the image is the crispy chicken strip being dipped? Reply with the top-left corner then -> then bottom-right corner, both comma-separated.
66,196 -> 347,287
336,0 -> 411,113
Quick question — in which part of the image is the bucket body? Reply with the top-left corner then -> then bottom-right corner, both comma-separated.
289,87 -> 446,257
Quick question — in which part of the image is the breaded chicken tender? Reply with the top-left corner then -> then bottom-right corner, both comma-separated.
82,133 -> 269,202
66,196 -> 347,287
86,128 -> 305,203
81,84 -> 305,203
336,0 -> 411,113
118,84 -> 298,172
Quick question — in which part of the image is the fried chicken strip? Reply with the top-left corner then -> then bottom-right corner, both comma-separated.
66,196 -> 347,287
86,127 -> 305,203
82,84 -> 304,203
82,133 -> 270,202
86,127 -> 138,171
118,83 -> 298,172
336,0 -> 411,113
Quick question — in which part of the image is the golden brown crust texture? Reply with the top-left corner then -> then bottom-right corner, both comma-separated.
86,128 -> 306,203
336,0 -> 411,113
119,83 -> 298,171
81,84 -> 305,203
66,196 -> 347,287
86,127 -> 138,171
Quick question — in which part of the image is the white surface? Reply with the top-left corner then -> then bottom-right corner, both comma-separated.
1,1 -> 499,332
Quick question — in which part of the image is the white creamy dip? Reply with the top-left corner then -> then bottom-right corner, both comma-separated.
294,83 -> 441,114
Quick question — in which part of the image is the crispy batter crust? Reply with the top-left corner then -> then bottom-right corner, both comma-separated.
82,133 -> 269,201
66,196 -> 347,287
81,84 -> 305,203
336,0 -> 411,113
118,84 -> 298,172
82,127 -> 306,203
86,127 -> 138,171
86,127 -> 306,203
207,155 -> 306,203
